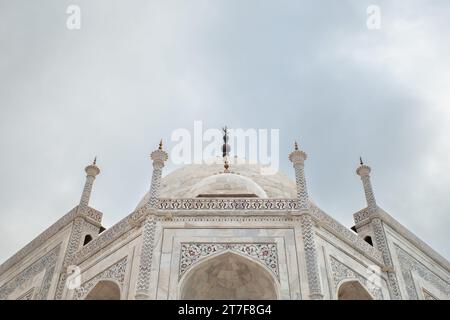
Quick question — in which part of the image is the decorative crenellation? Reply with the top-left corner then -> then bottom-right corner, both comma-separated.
135,215 -> 157,299
179,243 -> 279,279
73,257 -> 127,300
395,245 -> 450,300
330,256 -> 383,300
158,198 -> 299,211
353,208 -> 370,225
298,214 -> 323,299
0,244 -> 61,300
372,218 -> 402,300
84,207 -> 103,224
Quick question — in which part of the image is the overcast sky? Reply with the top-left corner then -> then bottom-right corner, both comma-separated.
0,0 -> 449,264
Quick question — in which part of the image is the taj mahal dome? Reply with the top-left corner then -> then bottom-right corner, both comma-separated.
1,139 -> 449,300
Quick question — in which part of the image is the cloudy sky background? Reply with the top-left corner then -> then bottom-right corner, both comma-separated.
0,0 -> 449,263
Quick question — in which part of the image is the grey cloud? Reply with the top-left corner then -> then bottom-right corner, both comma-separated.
0,0 -> 449,262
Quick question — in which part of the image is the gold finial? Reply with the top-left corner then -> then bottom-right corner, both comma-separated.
159,139 -> 163,150
224,159 -> 229,172
294,141 -> 299,151
222,126 -> 231,172
360,157 -> 364,166
93,156 -> 97,165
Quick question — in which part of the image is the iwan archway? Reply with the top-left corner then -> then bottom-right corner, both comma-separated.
85,280 -> 121,300
337,280 -> 373,300
180,252 -> 278,300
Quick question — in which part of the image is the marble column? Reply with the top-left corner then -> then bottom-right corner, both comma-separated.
78,158 -> 100,212
357,160 -> 402,300
289,142 -> 323,300
135,141 -> 168,299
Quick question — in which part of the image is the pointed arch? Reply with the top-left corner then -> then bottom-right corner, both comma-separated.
83,234 -> 93,246
337,279 -> 373,300
85,280 -> 121,300
179,251 -> 278,300
363,236 -> 373,246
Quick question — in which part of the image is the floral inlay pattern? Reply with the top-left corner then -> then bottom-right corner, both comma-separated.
179,243 -> 279,279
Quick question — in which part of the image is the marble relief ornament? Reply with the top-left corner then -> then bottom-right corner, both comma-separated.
135,215 -> 157,295
16,288 -> 34,300
73,257 -> 127,300
371,218 -> 402,300
422,289 -> 437,300
395,245 -> 450,300
158,198 -> 299,210
0,244 -> 61,300
330,256 -> 383,300
179,243 -> 279,280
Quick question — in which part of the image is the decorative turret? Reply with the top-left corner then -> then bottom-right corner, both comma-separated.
147,140 -> 168,208
78,157 -> 100,211
355,159 -> 403,299
356,157 -> 377,213
288,140 -> 323,300
288,141 -> 309,211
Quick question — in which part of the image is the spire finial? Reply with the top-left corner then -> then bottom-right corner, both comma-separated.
360,156 -> 364,166
159,139 -> 163,150
222,126 -> 229,156
294,141 -> 299,151
224,159 -> 230,172
93,156 -> 97,166
222,126 -> 231,172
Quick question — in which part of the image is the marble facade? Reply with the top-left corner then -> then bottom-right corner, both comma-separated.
0,146 -> 449,300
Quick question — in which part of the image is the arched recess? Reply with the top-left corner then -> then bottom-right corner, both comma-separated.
180,251 -> 278,300
83,234 -> 93,246
363,236 -> 373,246
85,280 -> 121,300
337,280 -> 373,300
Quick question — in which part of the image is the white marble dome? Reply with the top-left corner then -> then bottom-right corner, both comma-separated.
136,159 -> 297,209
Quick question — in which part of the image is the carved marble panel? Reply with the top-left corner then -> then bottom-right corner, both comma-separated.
395,245 -> 450,300
179,243 -> 279,280
330,256 -> 383,300
16,288 -> 34,300
0,244 -> 61,300
423,289 -> 438,300
73,257 -> 127,300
